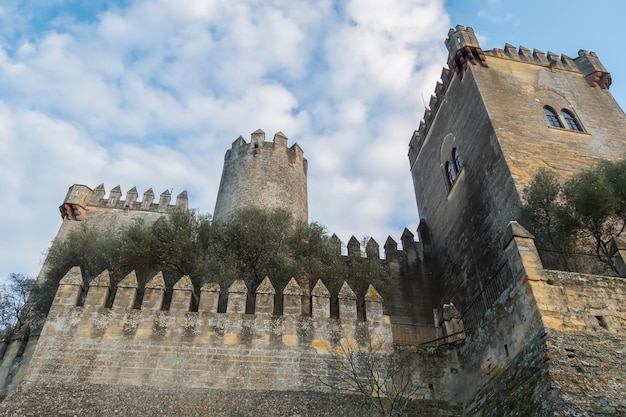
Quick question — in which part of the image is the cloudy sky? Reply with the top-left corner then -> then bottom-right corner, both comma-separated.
2,0 -> 625,281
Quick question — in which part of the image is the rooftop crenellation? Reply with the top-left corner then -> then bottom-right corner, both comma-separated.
59,184 -> 188,220
225,129 -> 305,162
409,26 -> 613,166
54,266 -> 385,322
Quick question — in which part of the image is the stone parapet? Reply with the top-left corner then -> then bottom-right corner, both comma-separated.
59,184 -> 187,220
26,268 -> 392,392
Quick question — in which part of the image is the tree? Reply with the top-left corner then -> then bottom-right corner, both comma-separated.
563,169 -> 617,271
31,206 -> 392,316
320,335 -> 424,417
31,223 -> 121,315
521,159 -> 626,274
520,168 -> 577,271
207,207 -> 295,290
117,208 -> 212,291
0,274 -> 36,338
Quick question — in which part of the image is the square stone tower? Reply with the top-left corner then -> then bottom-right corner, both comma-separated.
409,25 -> 626,320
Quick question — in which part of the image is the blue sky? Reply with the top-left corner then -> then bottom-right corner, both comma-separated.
1,0 -> 625,281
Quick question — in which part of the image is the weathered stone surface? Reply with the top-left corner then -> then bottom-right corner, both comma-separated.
83,270 -> 110,308
213,130 -> 308,222
112,271 -> 138,310
170,275 -> 194,312
255,277 -> 275,315
311,280 -> 330,319
227,280 -> 248,314
53,267 -> 84,307
0,383 -> 368,417
199,282 -> 220,313
338,282 -> 357,320
282,278 -> 302,317
142,272 -> 166,311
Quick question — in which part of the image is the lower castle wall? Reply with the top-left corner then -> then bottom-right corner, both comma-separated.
0,268 -> 467,416
26,306 -> 390,391
460,224 -> 626,416
6,223 -> 625,416
0,335 -> 40,399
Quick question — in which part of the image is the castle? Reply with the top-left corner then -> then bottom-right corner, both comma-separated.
0,25 -> 625,416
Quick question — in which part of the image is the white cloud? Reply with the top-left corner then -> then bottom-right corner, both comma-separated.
0,0 -> 450,279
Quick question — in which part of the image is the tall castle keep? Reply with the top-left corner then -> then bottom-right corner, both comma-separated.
213,129 -> 308,222
409,25 -> 626,324
0,25 -> 625,416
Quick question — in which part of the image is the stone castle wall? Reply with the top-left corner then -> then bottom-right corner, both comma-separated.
459,222 -> 626,416
23,267 -> 392,392
41,183 -> 188,283
0,263 -> 467,416
55,184 -> 187,243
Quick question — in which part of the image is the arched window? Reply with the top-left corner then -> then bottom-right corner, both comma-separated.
452,148 -> 463,172
561,110 -> 582,131
544,106 -> 563,128
446,161 -> 456,188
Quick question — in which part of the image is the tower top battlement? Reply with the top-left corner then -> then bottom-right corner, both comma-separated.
409,27 -> 614,168
59,184 -> 187,221
225,129 -> 306,162
214,129 -> 308,222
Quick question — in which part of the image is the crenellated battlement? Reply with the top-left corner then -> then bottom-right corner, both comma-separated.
59,184 -> 188,220
224,129 -> 306,167
330,228 -> 423,263
50,266 -> 388,324
408,25 -> 613,167
25,266 -> 392,392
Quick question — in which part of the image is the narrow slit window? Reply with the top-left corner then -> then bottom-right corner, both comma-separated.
446,161 -> 456,188
561,110 -> 582,131
452,148 -> 463,172
544,106 -> 563,128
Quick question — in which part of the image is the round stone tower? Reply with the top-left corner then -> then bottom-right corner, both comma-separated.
213,129 -> 308,222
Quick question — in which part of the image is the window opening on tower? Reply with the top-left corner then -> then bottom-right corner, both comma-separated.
544,106 -> 563,128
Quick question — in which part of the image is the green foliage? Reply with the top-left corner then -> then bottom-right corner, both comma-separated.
117,208 -> 212,291
33,206 -> 390,315
520,168 -> 577,271
0,273 -> 36,337
599,158 -> 626,225
31,224 -> 121,314
208,207 -> 389,298
208,207 -> 295,289
521,159 -> 626,274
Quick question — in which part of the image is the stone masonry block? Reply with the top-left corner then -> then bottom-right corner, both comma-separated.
170,275 -> 194,312
255,277 -> 275,315
364,284 -> 384,323
112,271 -> 138,310
338,282 -> 357,321
311,280 -> 330,318
53,266 -> 84,307
283,278 -> 302,316
199,283 -> 220,313
227,280 -> 248,314
84,270 -> 111,308
142,272 -> 166,311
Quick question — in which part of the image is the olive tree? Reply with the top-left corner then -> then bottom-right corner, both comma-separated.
0,273 -> 36,338
521,159 -> 626,274
31,206 -> 391,315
